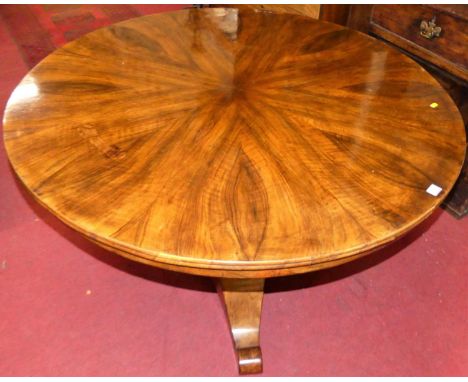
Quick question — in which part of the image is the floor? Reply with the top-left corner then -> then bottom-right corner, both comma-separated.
1,5 -> 467,377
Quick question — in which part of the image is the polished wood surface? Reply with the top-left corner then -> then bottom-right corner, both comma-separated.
424,65 -> 468,218
319,4 -> 351,26
370,5 -> 468,81
346,4 -> 468,218
212,4 -> 321,19
210,4 -> 349,25
3,8 -> 466,278
217,278 -> 264,374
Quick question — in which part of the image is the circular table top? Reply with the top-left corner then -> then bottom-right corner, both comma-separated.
3,8 -> 466,278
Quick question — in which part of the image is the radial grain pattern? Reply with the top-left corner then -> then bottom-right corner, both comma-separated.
3,8 -> 466,277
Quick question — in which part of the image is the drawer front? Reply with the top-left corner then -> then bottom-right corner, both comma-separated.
371,5 -> 468,70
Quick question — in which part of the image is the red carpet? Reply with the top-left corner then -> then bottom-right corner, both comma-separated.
1,5 -> 468,376
0,4 -> 185,68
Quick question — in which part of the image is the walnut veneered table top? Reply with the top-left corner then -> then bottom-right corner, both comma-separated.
3,8 -> 466,278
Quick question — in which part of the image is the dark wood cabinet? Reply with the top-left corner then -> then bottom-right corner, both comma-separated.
370,5 -> 468,81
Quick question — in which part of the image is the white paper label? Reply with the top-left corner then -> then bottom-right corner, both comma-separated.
426,184 -> 442,196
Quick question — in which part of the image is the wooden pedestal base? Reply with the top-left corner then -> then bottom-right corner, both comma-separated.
216,278 -> 265,374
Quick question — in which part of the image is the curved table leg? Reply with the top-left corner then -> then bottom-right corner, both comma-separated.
216,278 -> 265,374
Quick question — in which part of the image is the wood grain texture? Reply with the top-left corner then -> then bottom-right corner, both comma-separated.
217,278 -> 264,374
346,4 -> 468,218
211,4 -> 321,20
423,64 -> 468,218
319,4 -> 350,25
370,5 -> 468,81
346,5 -> 374,33
3,8 -> 466,278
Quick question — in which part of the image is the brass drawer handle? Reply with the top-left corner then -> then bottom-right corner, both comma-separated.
420,17 -> 442,40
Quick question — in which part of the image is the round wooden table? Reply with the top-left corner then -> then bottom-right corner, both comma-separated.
3,8 -> 466,374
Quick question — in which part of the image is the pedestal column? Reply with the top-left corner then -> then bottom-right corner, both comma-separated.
216,278 -> 265,374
